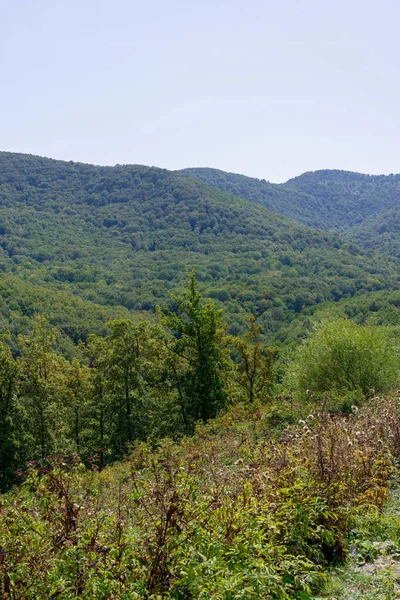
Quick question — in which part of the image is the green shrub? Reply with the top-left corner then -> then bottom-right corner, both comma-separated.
287,318 -> 399,402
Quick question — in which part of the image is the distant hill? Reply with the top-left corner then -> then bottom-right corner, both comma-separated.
348,208 -> 400,257
0,152 -> 398,344
181,167 -> 400,254
180,167 -> 322,228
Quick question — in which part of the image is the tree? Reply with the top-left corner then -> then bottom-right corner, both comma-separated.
83,334 -> 110,467
0,339 -> 21,491
160,271 -> 227,429
228,315 -> 277,403
65,359 -> 91,456
105,320 -> 152,458
19,316 -> 69,459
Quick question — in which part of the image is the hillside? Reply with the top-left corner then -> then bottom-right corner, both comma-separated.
181,167 -> 400,254
0,273 -> 130,353
285,169 -> 400,230
348,208 -> 400,258
2,153 -> 400,598
0,152 -> 398,344
180,166 -> 322,228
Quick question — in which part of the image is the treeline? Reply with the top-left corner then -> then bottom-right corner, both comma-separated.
0,273 -> 276,492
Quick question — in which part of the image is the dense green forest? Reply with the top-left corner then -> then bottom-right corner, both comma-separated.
0,152 -> 398,347
182,167 -> 400,256
2,152 -> 400,598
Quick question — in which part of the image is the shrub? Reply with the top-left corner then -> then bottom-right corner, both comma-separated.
287,318 -> 399,402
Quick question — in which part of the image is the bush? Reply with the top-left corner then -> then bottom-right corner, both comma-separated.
287,318 -> 399,402
2,397 -> 400,598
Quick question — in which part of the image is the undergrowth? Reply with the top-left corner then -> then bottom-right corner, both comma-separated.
1,395 -> 400,598
318,488 -> 400,599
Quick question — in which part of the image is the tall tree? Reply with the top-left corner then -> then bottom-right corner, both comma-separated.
160,271 -> 227,429
105,320 -> 152,458
19,317 -> 69,459
0,340 -> 21,491
65,359 -> 91,456
228,315 -> 277,403
83,334 -> 111,467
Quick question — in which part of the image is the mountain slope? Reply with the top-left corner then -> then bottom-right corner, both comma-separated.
286,169 -> 400,230
181,167 -> 400,242
348,208 -> 400,257
180,166 -> 323,229
0,273 -> 130,352
0,152 -> 398,341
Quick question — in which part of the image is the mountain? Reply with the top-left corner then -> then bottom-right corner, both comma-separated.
348,208 -> 400,257
0,152 -> 398,345
181,167 -> 400,254
180,167 -> 322,228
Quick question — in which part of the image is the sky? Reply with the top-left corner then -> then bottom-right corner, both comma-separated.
1,0 -> 399,182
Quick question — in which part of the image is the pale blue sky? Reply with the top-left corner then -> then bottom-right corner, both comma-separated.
1,0 -> 399,182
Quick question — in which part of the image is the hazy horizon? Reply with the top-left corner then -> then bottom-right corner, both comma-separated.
2,0 -> 400,183
2,148 -> 399,185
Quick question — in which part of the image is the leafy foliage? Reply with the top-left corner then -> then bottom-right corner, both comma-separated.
227,315 -> 277,403
160,271 -> 227,428
286,318 -> 400,403
1,395 -> 400,598
0,274 -> 276,492
0,340 -> 20,491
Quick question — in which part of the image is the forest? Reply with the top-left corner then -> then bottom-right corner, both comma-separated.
0,152 -> 398,347
1,152 -> 400,598
0,272 -> 279,492
183,166 -> 400,254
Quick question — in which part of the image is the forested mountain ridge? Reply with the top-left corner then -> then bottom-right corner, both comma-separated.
181,167 -> 400,254
180,166 -> 321,228
0,151 -> 398,344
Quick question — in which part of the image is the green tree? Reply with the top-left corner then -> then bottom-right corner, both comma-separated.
19,317 -> 69,459
65,359 -> 91,456
160,271 -> 227,429
0,339 -> 21,491
228,315 -> 277,403
105,319 -> 153,458
83,334 -> 110,467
